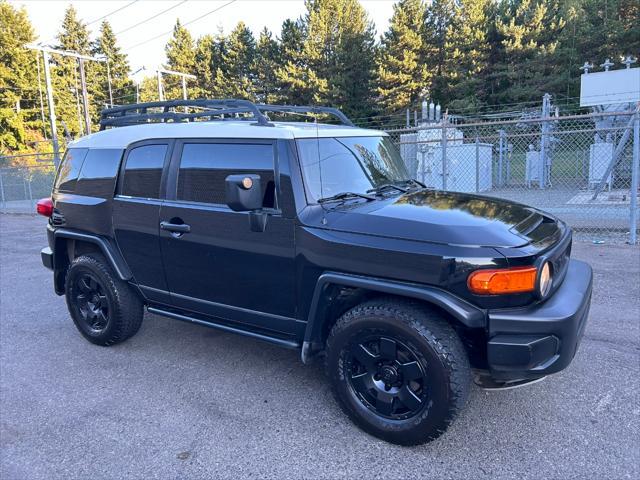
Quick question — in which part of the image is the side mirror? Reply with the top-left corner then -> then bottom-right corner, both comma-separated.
225,174 -> 263,212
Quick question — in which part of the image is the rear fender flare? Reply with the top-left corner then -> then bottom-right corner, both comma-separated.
53,229 -> 132,281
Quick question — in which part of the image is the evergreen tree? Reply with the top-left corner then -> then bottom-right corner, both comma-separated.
223,22 -> 257,99
444,0 -> 492,111
254,28 -> 281,104
194,34 -> 215,98
422,0 -> 456,104
491,0 -> 567,105
137,76 -> 159,103
376,0 -> 429,114
0,0 -> 38,154
91,20 -> 134,108
164,19 -> 197,100
301,0 -> 377,118
194,28 -> 229,98
275,18 -> 312,104
52,5 -> 95,137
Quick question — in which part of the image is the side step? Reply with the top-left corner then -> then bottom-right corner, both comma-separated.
147,306 -> 301,350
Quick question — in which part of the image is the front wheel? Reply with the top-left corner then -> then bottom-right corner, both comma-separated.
325,298 -> 471,445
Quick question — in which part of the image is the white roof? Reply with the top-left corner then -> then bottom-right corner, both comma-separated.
70,121 -> 386,149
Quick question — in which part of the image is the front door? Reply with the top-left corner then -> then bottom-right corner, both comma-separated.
159,139 -> 298,335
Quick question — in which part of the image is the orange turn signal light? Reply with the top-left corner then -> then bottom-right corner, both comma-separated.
467,266 -> 537,295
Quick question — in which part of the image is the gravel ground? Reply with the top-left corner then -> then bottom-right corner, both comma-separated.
1,214 -> 639,480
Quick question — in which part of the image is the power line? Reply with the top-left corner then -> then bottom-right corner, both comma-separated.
123,0 -> 238,52
116,1 -> 188,36
86,0 -> 140,27
40,0 -> 140,45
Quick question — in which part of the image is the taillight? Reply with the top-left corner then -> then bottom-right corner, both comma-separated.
467,266 -> 537,295
36,198 -> 54,217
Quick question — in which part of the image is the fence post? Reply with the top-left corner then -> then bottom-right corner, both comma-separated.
539,93 -> 551,190
475,135 -> 480,193
630,110 -> 639,245
0,170 -> 5,208
442,113 -> 448,191
498,129 -> 505,187
27,175 -> 34,208
406,109 -> 410,128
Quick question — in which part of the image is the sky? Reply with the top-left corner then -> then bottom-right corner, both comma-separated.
11,0 -> 396,79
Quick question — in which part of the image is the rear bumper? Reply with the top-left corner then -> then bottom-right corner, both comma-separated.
41,247 -> 54,270
487,259 -> 592,381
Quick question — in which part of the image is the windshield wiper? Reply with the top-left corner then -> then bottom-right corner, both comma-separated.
401,179 -> 427,189
366,183 -> 408,195
318,191 -> 376,204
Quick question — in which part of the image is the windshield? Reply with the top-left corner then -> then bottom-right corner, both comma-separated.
296,136 -> 410,203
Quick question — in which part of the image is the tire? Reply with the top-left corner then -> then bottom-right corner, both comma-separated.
65,253 -> 143,346
325,297 -> 471,445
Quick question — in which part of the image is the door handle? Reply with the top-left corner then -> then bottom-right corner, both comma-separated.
160,221 -> 191,233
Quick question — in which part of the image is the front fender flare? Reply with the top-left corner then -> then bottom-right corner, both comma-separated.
301,272 -> 486,363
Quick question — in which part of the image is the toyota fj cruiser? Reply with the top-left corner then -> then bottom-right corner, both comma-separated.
38,99 -> 592,445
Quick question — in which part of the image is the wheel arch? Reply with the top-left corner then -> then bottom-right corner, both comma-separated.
52,229 -> 133,294
301,272 -> 486,364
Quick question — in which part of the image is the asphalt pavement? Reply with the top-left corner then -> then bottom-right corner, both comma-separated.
1,214 -> 638,479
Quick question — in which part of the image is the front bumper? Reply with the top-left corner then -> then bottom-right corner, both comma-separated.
486,259 -> 592,381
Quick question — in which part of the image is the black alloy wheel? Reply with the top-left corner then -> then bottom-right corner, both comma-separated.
65,254 -> 143,346
74,273 -> 110,333
325,298 -> 471,445
346,335 -> 428,420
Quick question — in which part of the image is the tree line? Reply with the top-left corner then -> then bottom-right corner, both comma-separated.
1,0 -> 638,157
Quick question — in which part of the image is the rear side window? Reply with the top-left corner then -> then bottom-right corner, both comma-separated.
177,143 -> 274,205
121,144 -> 167,199
75,149 -> 123,198
54,148 -> 88,192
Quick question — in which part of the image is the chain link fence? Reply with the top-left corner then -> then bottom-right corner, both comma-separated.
384,109 -> 639,244
2,110 -> 639,244
0,153 -> 56,213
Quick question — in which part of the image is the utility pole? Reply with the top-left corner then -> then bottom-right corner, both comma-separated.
105,59 -> 114,107
41,50 -> 60,167
78,59 -> 91,135
157,69 -> 164,101
27,44 -> 107,162
156,68 -> 196,101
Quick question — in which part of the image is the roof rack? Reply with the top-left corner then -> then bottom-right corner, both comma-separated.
256,104 -> 355,127
99,99 -> 355,130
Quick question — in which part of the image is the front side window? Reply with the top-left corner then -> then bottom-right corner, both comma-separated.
177,143 -> 274,206
121,144 -> 167,199
296,136 -> 409,203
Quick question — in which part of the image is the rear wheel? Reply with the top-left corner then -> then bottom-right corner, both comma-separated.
325,298 -> 471,445
65,254 -> 143,346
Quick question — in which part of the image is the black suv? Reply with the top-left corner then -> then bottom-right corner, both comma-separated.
39,100 -> 592,445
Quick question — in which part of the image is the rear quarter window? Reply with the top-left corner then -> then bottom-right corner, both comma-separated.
54,148 -> 88,192
75,149 -> 124,198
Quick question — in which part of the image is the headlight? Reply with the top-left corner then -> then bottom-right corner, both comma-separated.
539,261 -> 553,297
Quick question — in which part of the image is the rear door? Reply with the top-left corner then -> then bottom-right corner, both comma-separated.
112,140 -> 172,303
159,139 -> 298,335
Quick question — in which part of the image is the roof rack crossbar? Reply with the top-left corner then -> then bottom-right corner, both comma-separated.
99,99 -> 355,130
256,104 -> 355,127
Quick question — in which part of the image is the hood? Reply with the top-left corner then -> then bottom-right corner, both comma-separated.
319,190 -> 560,248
